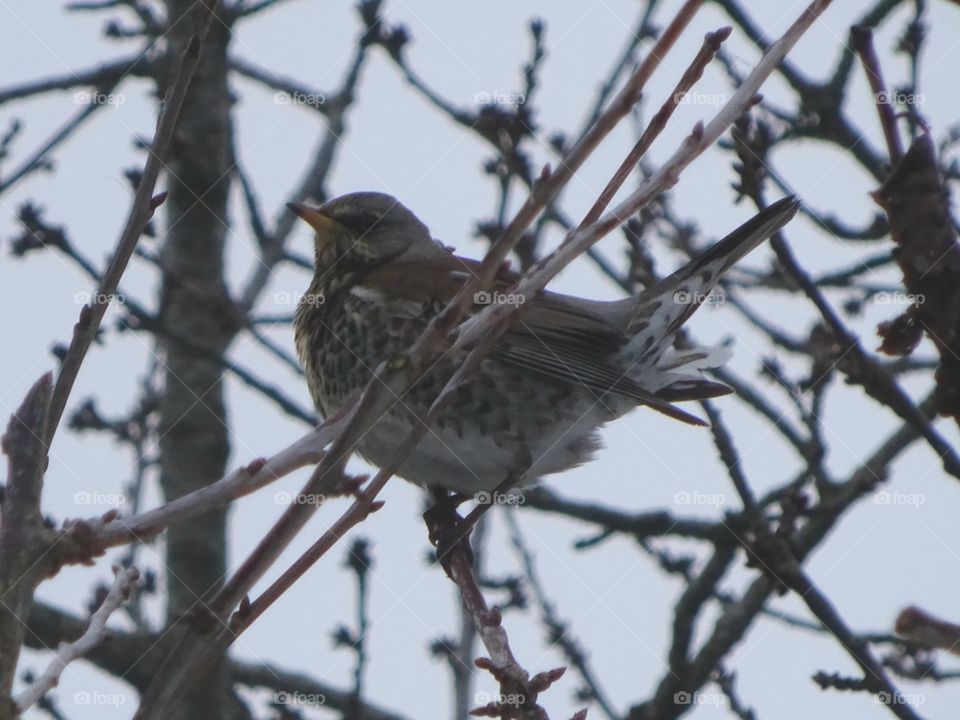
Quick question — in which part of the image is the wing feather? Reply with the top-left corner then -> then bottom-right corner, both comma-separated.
360,253 -> 708,425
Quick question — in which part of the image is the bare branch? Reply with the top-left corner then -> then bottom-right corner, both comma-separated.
0,55 -> 148,105
506,512 -> 620,720
454,0 -> 832,353
233,659 -> 411,720
132,8 -> 728,710
448,540 -> 569,719
43,0 -> 223,448
236,8 -> 375,311
636,393 -> 934,719
71,409 -> 349,555
15,566 -> 140,714
229,56 -> 331,116
850,24 -> 904,161
0,102 -> 104,195
521,487 -> 729,545
778,567 -> 923,720
0,374 -> 55,701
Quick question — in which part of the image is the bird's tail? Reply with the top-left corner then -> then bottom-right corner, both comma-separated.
621,196 -> 800,365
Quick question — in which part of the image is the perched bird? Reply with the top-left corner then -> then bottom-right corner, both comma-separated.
290,192 -> 799,497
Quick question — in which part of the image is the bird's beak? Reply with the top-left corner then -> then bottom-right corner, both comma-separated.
287,202 -> 341,235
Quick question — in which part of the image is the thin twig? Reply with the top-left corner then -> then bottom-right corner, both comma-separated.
0,102 -> 105,195
43,0 -> 222,448
15,566 -> 140,713
447,540 -> 567,719
236,15 -> 373,311
193,0 -> 706,652
73,409 -> 347,554
701,400 -> 759,516
578,26 -> 734,229
454,0 -> 833,352
132,5 -> 711,708
779,567 -> 923,720
850,24 -> 904,161
229,56 -> 331,117
506,512 -> 620,720
0,55 -> 148,105
638,392 -> 933,718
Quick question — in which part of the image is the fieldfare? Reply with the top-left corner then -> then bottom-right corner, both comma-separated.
290,192 -> 799,497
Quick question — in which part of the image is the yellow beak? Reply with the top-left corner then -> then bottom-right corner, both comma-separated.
287,202 -> 342,234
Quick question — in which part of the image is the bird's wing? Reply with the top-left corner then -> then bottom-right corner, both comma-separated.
360,199 -> 799,424
361,254 -> 707,425
500,294 -> 708,425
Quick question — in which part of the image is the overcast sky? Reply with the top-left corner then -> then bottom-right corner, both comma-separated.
2,1 -> 960,718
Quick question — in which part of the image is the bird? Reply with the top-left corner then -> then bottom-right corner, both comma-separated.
289,192 -> 799,499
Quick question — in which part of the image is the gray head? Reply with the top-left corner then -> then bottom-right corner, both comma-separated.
288,192 -> 437,268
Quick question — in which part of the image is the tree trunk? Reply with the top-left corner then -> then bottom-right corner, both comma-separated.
156,2 -> 236,717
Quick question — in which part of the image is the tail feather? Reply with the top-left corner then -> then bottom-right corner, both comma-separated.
622,197 -> 800,361
656,343 -> 732,372
649,343 -> 734,402
657,379 -> 732,401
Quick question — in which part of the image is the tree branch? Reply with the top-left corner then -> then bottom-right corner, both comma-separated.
43,0 -> 222,448
15,566 -> 140,714
0,374 -> 55,708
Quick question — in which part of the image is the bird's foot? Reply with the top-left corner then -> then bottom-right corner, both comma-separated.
423,491 -> 474,576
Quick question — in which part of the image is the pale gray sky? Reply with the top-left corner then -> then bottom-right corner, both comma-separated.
2,1 -> 959,718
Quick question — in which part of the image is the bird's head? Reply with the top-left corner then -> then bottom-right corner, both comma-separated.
289,192 -> 434,272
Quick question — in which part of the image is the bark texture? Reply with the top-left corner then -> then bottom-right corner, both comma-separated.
156,2 -> 237,717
